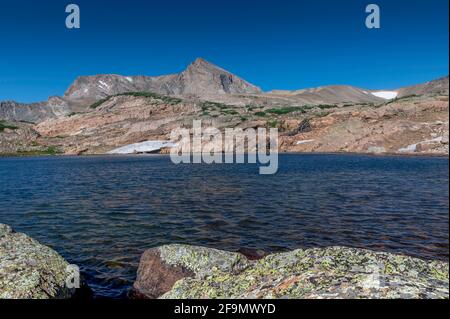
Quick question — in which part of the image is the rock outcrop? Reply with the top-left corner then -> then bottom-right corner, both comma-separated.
281,94 -> 449,154
0,224 -> 76,299
133,245 -> 449,299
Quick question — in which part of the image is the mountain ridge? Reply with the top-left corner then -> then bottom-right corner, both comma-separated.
0,58 -> 448,123
63,58 -> 262,104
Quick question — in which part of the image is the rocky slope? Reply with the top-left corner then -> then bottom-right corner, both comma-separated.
0,224 -> 77,299
132,244 -> 449,299
280,94 -> 449,154
398,76 -> 449,98
19,92 -> 445,156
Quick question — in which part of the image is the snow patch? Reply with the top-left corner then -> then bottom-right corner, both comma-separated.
126,77 -> 133,82
98,80 -> 110,91
371,91 -> 398,100
398,137 -> 443,153
296,139 -> 315,145
108,140 -> 176,154
398,144 -> 417,153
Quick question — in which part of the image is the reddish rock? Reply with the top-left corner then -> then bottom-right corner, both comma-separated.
237,248 -> 267,261
132,248 -> 195,299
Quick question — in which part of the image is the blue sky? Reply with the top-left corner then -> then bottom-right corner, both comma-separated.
0,0 -> 448,102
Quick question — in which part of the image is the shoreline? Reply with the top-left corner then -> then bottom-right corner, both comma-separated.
1,151 -> 449,159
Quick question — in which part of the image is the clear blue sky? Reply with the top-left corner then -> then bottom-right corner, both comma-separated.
0,0 -> 448,102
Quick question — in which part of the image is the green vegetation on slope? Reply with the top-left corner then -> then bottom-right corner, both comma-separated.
0,121 -> 19,132
1,146 -> 62,157
254,111 -> 267,117
90,92 -> 183,109
384,94 -> 419,106
265,104 -> 339,115
266,107 -> 306,115
200,101 -> 242,117
201,101 -> 231,110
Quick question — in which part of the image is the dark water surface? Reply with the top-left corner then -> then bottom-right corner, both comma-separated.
0,154 -> 448,298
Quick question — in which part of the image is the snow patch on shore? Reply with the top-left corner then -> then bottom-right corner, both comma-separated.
398,144 -> 418,153
398,137 -> 443,153
371,91 -> 398,100
109,141 -> 176,154
296,139 -> 315,145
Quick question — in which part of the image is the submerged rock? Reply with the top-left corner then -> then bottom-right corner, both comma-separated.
133,244 -> 449,299
0,224 -> 77,299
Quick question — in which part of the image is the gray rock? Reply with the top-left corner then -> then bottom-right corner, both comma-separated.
441,133 -> 449,145
0,224 -> 76,299
133,244 -> 449,299
368,146 -> 387,154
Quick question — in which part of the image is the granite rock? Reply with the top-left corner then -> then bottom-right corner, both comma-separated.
133,244 -> 449,299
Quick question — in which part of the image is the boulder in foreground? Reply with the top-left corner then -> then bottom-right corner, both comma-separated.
133,244 -> 449,299
0,224 -> 76,299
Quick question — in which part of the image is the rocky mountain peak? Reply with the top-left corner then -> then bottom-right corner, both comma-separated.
189,57 -> 210,66
185,57 -> 226,73
177,58 -> 262,95
61,58 -> 262,103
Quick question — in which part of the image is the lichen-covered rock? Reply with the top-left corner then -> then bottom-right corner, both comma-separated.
0,224 -> 76,299
134,244 -> 449,299
132,245 -> 250,298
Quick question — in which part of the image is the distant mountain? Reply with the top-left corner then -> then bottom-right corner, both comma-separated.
1,58 -> 262,123
266,76 -> 450,104
398,76 -> 449,98
268,85 -> 384,104
64,58 -> 262,105
0,97 -> 69,123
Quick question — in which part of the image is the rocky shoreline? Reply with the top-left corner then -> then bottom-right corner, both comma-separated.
1,224 -> 448,299
1,150 -> 449,159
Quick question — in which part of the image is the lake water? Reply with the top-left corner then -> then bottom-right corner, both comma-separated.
0,154 -> 448,298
